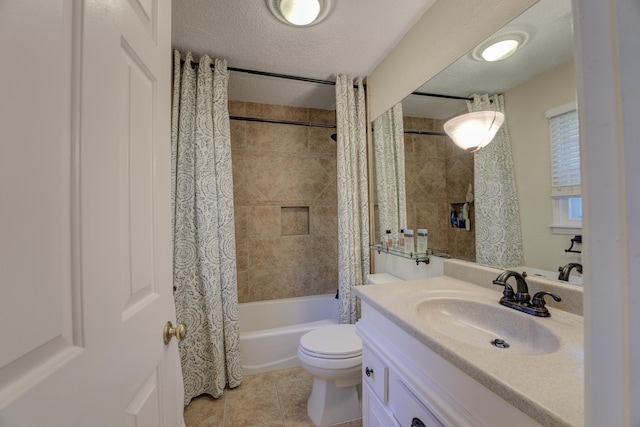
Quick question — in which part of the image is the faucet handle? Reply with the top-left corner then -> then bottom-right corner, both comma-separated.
528,291 -> 561,317
493,279 -> 515,301
531,291 -> 562,312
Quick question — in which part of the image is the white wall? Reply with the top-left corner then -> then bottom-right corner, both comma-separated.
505,60 -> 582,272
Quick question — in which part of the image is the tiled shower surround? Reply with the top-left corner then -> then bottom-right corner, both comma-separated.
229,102 -> 475,303
230,101 -> 338,303
402,115 -> 476,262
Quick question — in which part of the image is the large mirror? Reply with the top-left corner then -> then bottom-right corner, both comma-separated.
371,0 -> 583,284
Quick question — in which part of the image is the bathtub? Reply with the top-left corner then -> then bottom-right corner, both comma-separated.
239,294 -> 339,375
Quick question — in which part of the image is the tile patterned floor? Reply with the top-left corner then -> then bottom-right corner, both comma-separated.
183,367 -> 363,427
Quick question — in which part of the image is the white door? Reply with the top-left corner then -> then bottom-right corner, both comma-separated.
0,0 -> 182,426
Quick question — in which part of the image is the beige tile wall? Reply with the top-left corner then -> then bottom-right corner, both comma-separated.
230,101 -> 338,303
403,116 -> 476,262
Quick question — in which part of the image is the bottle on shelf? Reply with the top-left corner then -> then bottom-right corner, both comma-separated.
417,229 -> 428,254
403,229 -> 414,254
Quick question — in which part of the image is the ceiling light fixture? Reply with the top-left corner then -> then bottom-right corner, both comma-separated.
267,0 -> 332,27
481,39 -> 519,62
443,111 -> 505,152
472,31 -> 529,62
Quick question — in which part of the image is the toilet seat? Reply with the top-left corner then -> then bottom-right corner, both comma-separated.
299,324 -> 362,359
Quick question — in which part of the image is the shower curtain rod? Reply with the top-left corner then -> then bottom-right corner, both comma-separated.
410,91 -> 472,101
404,129 -> 447,136
230,116 -> 336,129
180,59 -> 362,87
230,117 -> 447,136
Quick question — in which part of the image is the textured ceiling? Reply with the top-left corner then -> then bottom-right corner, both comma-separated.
172,0 -> 437,110
172,0 -> 574,117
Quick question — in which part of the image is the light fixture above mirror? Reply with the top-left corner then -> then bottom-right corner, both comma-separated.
443,111 -> 505,152
267,0 -> 332,27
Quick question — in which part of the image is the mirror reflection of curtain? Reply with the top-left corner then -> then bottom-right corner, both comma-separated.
335,75 -> 370,324
469,94 -> 524,268
372,103 -> 407,243
171,51 -> 242,404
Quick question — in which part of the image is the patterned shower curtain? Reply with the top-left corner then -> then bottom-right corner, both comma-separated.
171,51 -> 242,405
372,102 -> 407,244
469,94 -> 525,268
335,75 -> 370,324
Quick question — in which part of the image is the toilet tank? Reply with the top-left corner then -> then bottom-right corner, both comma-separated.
366,273 -> 403,285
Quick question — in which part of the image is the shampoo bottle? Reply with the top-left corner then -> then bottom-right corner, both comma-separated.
403,229 -> 414,254
417,229 -> 428,254
385,230 -> 392,248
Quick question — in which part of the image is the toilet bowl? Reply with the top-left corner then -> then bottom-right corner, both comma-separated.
297,324 -> 362,426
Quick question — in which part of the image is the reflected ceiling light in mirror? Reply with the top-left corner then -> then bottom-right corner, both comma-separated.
481,39 -> 519,61
267,0 -> 332,26
443,111 -> 505,152
472,31 -> 529,62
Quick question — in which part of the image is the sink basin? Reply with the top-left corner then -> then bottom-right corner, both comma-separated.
415,297 -> 561,355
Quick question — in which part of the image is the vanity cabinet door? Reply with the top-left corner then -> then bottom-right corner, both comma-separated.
363,382 -> 400,427
362,344 -> 389,403
389,370 -> 445,427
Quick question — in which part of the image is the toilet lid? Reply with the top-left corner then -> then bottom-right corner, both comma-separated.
299,324 -> 362,358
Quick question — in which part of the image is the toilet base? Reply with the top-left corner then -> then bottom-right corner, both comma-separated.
307,378 -> 361,426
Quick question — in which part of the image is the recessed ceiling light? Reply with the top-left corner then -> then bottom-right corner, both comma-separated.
472,31 -> 529,62
481,39 -> 520,62
280,0 -> 319,25
267,0 -> 332,27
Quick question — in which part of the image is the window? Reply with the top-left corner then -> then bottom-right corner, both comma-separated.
546,102 -> 581,233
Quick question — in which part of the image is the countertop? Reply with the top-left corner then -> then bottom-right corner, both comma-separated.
355,276 -> 584,427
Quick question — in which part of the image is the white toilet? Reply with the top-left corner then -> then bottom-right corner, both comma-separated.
365,272 -> 403,284
297,324 -> 363,426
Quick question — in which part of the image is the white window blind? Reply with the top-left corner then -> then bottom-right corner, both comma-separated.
547,104 -> 580,197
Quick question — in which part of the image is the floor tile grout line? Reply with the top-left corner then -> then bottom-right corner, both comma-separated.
274,375 -> 286,425
222,390 -> 228,427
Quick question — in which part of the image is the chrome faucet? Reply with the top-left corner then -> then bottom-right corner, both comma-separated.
557,262 -> 583,281
493,270 -> 561,317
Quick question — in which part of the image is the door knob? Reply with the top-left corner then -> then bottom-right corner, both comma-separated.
163,321 -> 186,345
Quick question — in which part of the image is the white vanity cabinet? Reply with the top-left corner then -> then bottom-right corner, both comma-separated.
362,381 -> 399,427
357,301 -> 542,427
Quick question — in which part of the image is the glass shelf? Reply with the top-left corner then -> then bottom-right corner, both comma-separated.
370,244 -> 449,265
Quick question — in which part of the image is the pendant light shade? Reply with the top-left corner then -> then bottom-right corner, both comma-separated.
443,111 -> 505,152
